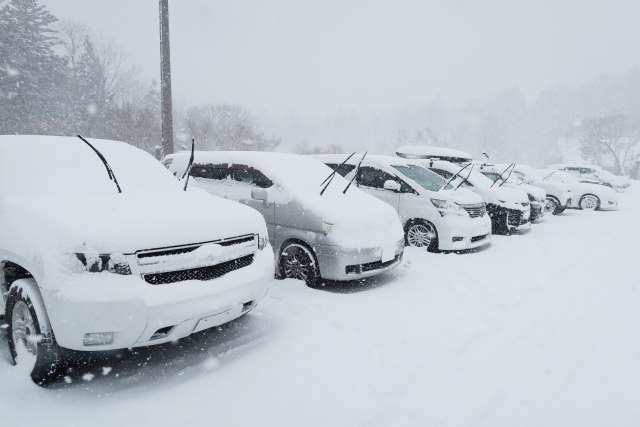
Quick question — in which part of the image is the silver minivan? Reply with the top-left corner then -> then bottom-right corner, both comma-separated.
165,151 -> 405,286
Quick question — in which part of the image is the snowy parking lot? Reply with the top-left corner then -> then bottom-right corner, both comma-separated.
2,185 -> 639,426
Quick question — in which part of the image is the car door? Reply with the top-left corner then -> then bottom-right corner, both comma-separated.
230,165 -> 276,243
356,166 -> 401,211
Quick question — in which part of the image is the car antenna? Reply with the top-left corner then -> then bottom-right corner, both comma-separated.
454,164 -> 474,190
320,152 -> 355,196
181,139 -> 195,191
343,152 -> 368,194
77,135 -> 122,193
439,162 -> 471,191
498,163 -> 515,187
490,163 -> 513,188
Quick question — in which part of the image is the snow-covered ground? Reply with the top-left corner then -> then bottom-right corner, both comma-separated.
2,185 -> 639,426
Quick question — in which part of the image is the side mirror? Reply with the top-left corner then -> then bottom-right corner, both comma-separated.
251,188 -> 269,207
383,180 -> 401,192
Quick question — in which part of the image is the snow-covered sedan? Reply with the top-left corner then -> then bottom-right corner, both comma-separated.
506,164 -> 573,215
541,169 -> 619,211
548,164 -> 630,192
165,152 -> 405,286
0,136 -> 274,385
313,154 -> 492,252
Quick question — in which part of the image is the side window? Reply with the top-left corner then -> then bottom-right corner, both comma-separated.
163,159 -> 173,169
326,163 -> 356,177
190,165 -> 229,180
231,165 -> 273,189
398,179 -> 414,193
357,166 -> 397,190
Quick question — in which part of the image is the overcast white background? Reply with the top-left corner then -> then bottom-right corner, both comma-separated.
44,0 -> 640,115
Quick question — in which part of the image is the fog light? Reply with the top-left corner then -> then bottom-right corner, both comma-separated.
452,237 -> 464,242
83,332 -> 114,346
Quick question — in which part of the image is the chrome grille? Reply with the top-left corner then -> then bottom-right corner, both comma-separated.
143,254 -> 254,285
460,203 -> 486,218
136,235 -> 255,260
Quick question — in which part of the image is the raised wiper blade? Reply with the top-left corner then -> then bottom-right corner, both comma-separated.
498,164 -> 515,187
343,152 -> 367,194
490,163 -> 513,188
541,171 -> 555,182
77,135 -> 122,193
454,164 -> 474,190
182,139 -> 195,191
320,152 -> 355,196
440,162 -> 471,191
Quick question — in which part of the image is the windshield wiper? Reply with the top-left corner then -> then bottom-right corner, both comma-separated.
320,152 -> 355,196
498,163 -> 515,187
454,164 -> 474,190
77,135 -> 122,193
343,152 -> 367,194
439,162 -> 471,191
181,139 -> 195,191
490,163 -> 514,188
541,171 -> 555,182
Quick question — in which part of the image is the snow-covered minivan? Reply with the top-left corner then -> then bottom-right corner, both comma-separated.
395,146 -> 531,235
165,152 -> 405,286
313,154 -> 492,252
0,136 -> 274,385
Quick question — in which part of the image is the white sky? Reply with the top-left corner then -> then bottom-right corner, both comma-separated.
44,0 -> 640,115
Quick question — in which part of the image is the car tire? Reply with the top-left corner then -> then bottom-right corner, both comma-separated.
544,196 -> 564,215
405,220 -> 439,252
279,243 -> 320,287
6,282 -> 64,386
579,194 -> 600,211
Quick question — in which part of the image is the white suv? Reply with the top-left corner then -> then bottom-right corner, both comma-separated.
0,136 -> 273,385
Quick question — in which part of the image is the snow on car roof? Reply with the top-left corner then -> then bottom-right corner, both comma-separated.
0,135 -> 181,196
166,151 -> 403,246
395,145 -> 473,162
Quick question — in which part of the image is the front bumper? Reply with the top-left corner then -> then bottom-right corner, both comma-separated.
42,249 -> 274,352
437,215 -> 492,251
487,204 -> 530,235
314,239 -> 404,281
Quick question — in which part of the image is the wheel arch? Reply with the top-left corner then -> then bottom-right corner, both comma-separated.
403,218 -> 439,249
579,193 -> 601,210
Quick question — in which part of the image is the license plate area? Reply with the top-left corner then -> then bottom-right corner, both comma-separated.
193,305 -> 242,334
381,247 -> 395,263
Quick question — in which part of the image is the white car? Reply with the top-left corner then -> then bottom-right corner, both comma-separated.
476,164 -> 547,222
0,136 -> 274,385
548,164 -> 630,192
541,169 -> 619,211
165,151 -> 405,286
314,154 -> 492,252
505,164 -> 573,215
395,147 -> 532,235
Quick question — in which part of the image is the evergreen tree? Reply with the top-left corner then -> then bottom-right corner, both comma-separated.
0,0 -> 67,134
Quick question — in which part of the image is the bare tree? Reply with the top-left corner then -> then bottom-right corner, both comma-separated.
577,115 -> 640,175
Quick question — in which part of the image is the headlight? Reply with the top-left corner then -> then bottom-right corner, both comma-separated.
430,199 -> 466,217
75,252 -> 131,275
322,221 -> 333,236
257,233 -> 269,250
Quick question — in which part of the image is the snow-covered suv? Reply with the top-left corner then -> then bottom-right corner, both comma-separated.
0,136 -> 273,385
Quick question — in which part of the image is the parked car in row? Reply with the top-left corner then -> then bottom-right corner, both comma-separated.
165,151 -> 405,286
476,164 -> 547,221
507,164 -> 573,215
396,146 -> 531,235
541,169 -> 619,211
0,136 -> 274,385
548,164 -> 631,192
313,154 -> 492,252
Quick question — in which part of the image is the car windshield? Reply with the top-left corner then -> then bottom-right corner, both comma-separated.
392,164 -> 451,191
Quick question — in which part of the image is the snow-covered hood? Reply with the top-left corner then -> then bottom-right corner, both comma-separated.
474,185 -> 530,210
438,188 -> 484,205
512,183 -> 546,201
1,188 -> 267,255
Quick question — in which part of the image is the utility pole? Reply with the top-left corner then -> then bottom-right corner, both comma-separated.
159,0 -> 174,156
